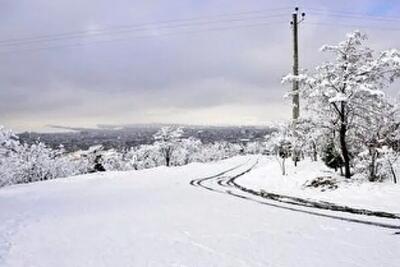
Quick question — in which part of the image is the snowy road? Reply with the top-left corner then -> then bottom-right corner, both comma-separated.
0,156 -> 399,266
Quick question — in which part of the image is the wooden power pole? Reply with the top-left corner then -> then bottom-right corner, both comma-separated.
290,7 -> 305,121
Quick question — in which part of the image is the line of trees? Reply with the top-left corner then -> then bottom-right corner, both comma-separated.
0,126 -> 265,187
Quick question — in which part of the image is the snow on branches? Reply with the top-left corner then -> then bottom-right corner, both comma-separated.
0,126 -> 81,186
282,31 -> 400,181
153,126 -> 184,167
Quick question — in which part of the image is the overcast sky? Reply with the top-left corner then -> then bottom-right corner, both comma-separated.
1,0 -> 399,132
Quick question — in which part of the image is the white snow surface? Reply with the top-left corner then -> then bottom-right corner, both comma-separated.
0,155 -> 399,267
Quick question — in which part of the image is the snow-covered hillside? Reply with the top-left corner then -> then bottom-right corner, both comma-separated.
1,156 -> 399,267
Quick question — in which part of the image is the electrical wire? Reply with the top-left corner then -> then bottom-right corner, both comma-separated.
308,11 -> 400,23
0,20 -> 288,54
0,13 -> 288,48
4,6 -> 400,54
305,21 -> 400,32
306,7 -> 400,21
0,7 -> 291,45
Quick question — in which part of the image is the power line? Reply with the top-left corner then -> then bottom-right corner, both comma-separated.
0,13 -> 288,48
305,21 -> 400,32
0,7 -> 291,45
0,20 -> 287,54
306,7 -> 400,21
4,6 -> 400,54
308,11 -> 400,23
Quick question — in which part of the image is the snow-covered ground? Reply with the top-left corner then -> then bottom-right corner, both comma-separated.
240,156 -> 400,213
0,156 -> 399,267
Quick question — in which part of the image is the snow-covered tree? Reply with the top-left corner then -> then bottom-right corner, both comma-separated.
153,126 -> 184,167
291,118 -> 326,162
172,137 -> 202,165
265,124 -> 293,175
100,149 -> 126,171
134,144 -> 163,169
244,141 -> 266,155
16,142 -> 79,183
351,99 -> 400,181
0,127 -> 22,186
0,126 -> 91,186
189,143 -> 219,162
284,31 -> 400,178
378,147 -> 399,183
121,147 -> 139,170
77,145 -> 107,173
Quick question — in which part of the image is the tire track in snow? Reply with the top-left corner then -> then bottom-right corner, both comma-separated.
227,171 -> 400,220
190,159 -> 400,231
189,159 -> 249,187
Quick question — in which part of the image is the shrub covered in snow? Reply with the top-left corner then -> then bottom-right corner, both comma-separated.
0,127 -> 23,186
0,127 -> 83,186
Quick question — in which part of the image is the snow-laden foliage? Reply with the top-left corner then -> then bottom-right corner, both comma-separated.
71,134 -> 253,174
264,120 -> 328,174
98,149 -> 126,171
171,137 -> 202,165
354,146 -> 400,183
377,147 -> 400,184
153,126 -> 184,167
265,123 -> 293,175
0,127 -> 22,186
290,118 -> 327,162
132,144 -> 164,169
1,125 -> 265,187
0,127 -> 82,186
283,31 -> 400,180
128,138 -> 245,169
243,141 -> 266,155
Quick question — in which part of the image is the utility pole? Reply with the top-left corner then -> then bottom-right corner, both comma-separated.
290,7 -> 305,167
290,7 -> 305,121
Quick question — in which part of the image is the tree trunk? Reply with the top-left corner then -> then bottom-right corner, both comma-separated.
368,148 -> 377,182
292,149 -> 300,167
388,160 -> 397,184
165,149 -> 170,167
339,110 -> 351,178
312,142 -> 318,161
